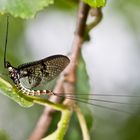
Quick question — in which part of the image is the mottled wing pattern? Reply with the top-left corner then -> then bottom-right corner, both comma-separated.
17,55 -> 70,88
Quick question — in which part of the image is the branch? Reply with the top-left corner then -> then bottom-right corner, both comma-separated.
28,78 -> 66,140
28,1 -> 90,140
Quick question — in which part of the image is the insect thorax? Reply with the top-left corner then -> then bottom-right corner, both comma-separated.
8,66 -> 20,85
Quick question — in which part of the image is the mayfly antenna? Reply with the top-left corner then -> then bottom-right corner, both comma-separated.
4,16 -> 9,68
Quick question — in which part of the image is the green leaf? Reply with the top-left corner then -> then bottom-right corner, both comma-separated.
0,76 -> 69,111
75,52 -> 93,133
0,0 -> 54,19
83,0 -> 106,7
54,0 -> 77,10
0,129 -> 10,140
76,52 -> 90,95
0,77 -> 33,107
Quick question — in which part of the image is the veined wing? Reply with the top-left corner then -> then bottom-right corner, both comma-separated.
17,55 -> 70,88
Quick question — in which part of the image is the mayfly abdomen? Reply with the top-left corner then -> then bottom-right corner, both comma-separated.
17,82 -> 53,96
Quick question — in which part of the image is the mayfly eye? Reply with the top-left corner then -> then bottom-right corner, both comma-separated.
8,67 -> 13,72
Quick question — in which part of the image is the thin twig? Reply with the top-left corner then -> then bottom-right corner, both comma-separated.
28,1 -> 90,140
86,8 -> 103,32
75,106 -> 90,140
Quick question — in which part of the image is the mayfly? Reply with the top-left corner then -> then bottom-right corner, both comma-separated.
4,17 -> 70,96
3,17 -> 140,114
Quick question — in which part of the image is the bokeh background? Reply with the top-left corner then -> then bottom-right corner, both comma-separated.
0,0 -> 140,140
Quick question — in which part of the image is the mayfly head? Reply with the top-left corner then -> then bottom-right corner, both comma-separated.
5,61 -> 19,84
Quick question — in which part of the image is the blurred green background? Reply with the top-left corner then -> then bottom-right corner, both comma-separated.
0,0 -> 140,140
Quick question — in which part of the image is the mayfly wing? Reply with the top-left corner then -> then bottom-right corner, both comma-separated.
17,55 -> 70,89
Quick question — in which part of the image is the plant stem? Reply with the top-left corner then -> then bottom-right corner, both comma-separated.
42,109 -> 72,140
